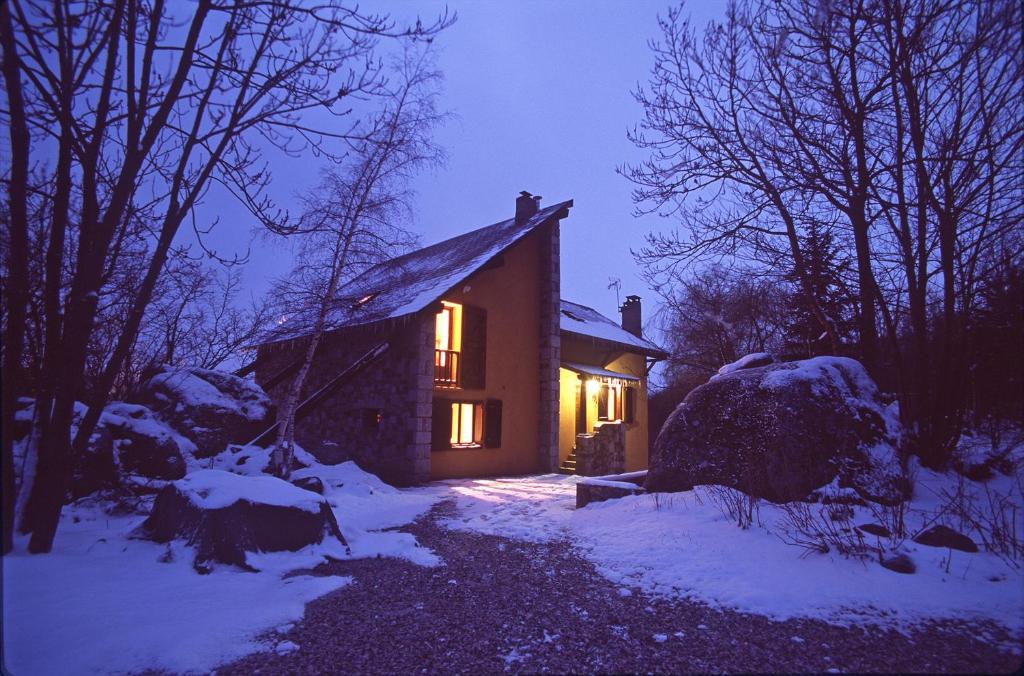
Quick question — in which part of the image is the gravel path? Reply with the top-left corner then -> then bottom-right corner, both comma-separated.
219,500 -> 1022,674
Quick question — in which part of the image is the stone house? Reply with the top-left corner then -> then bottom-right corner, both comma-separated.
254,193 -> 667,486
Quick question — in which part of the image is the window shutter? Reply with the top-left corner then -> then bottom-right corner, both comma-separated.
624,387 -> 636,424
461,305 -> 487,389
484,399 -> 502,448
431,398 -> 452,450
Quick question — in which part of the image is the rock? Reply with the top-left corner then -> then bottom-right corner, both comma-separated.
135,469 -> 348,571
856,523 -> 892,538
292,476 -> 325,495
913,525 -> 979,553
880,553 -> 916,574
101,403 -> 188,480
134,365 -> 274,457
646,356 -> 907,504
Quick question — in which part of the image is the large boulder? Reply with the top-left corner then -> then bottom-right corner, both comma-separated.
135,365 -> 274,457
646,355 -> 907,504
71,402 -> 191,497
136,469 -> 348,571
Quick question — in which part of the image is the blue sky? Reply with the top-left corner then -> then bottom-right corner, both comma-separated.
205,0 -> 726,333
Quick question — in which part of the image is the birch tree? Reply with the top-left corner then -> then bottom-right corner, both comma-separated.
267,47 -> 446,477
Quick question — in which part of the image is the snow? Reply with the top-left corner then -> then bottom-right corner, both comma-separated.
2,502 -> 351,675
102,401 -> 199,461
174,469 -> 327,512
4,458 -> 442,674
435,471 -> 1024,638
715,352 -> 773,376
148,366 -> 268,421
559,299 -> 666,356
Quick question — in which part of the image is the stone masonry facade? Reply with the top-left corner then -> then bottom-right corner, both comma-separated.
575,422 -> 626,476
537,220 -> 561,472
254,313 -> 434,487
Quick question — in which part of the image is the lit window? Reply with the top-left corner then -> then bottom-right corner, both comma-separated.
434,301 -> 463,386
351,292 -> 377,310
450,402 -> 483,447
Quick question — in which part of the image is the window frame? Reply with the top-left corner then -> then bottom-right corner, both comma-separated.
449,400 -> 484,448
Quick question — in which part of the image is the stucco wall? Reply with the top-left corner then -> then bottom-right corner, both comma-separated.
558,367 -> 580,464
429,226 -> 549,479
559,334 -> 651,472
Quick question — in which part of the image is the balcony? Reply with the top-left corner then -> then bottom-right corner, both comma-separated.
434,349 -> 460,387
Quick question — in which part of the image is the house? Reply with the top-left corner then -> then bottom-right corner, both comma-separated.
254,193 -> 667,486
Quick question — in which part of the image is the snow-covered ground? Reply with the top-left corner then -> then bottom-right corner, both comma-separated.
5,445 -> 1022,674
433,465 -> 1024,643
2,459 -> 440,675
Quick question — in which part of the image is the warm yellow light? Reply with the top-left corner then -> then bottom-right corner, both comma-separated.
435,301 -> 463,352
585,379 -> 600,397
436,307 -> 451,351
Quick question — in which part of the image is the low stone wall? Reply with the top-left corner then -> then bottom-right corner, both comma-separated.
575,421 -> 625,476
576,470 -> 648,508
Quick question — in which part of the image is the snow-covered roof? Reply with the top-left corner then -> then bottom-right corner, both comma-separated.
262,200 -> 573,344
559,300 -> 667,358
561,361 -> 640,382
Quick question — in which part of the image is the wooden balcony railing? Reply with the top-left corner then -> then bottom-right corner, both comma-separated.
434,349 -> 460,386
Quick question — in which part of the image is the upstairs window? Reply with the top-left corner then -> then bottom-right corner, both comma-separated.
433,301 -> 486,389
434,302 -> 462,386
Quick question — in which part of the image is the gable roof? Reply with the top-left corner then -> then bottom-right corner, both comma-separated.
559,299 -> 668,358
262,200 -> 573,345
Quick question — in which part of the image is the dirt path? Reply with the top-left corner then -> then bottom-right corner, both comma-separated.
219,500 -> 1021,674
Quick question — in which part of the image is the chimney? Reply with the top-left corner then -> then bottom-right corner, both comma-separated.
620,295 -> 642,338
515,190 -> 541,223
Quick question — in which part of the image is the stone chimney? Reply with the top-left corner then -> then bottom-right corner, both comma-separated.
620,295 -> 642,338
515,190 -> 541,223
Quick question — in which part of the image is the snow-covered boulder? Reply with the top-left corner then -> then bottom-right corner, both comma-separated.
135,366 -> 274,457
100,403 -> 191,480
646,356 -> 907,504
136,470 -> 348,572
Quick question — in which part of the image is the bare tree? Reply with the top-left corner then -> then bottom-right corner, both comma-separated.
1,0 -> 452,553
624,0 -> 1022,468
267,46 -> 447,477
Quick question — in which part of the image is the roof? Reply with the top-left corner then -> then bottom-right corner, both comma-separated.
561,361 -> 640,382
262,200 -> 573,344
559,299 -> 668,358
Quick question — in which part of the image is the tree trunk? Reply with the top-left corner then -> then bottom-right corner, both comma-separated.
1,0 -> 32,555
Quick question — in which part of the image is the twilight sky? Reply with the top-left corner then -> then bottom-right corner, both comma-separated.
205,0 -> 726,334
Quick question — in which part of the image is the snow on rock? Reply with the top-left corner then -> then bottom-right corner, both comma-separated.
647,356 -> 907,504
137,469 -> 349,571
172,469 -> 327,512
713,352 -> 775,377
135,365 -> 274,456
438,473 -> 1024,636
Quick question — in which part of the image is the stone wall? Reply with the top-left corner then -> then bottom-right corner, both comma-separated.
254,314 -> 434,486
537,220 -> 561,472
575,421 -> 625,476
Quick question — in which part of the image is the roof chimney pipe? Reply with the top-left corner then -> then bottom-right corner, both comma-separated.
515,190 -> 541,223
620,295 -> 643,338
